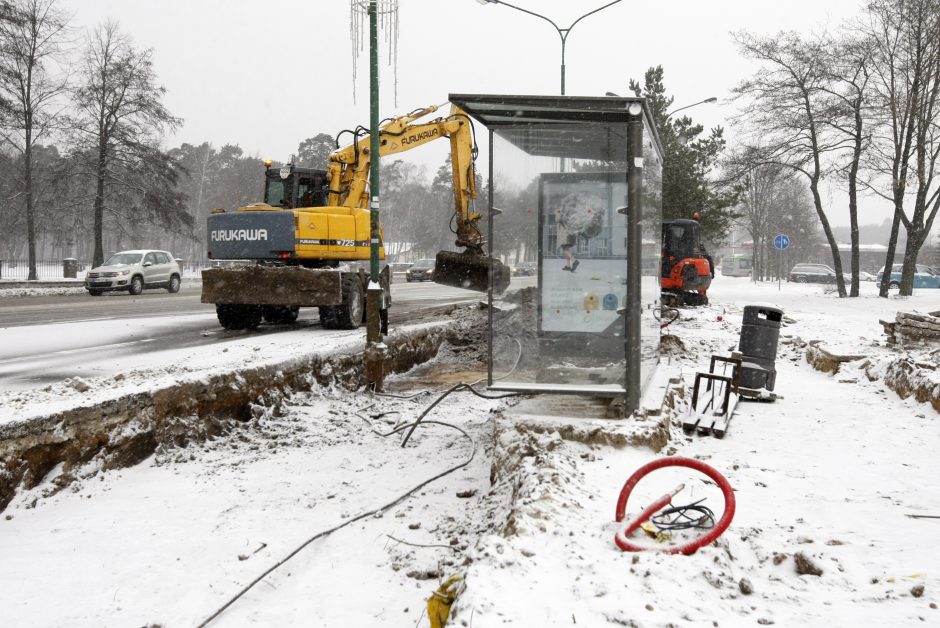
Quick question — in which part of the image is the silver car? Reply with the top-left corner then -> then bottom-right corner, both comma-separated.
85,250 -> 181,296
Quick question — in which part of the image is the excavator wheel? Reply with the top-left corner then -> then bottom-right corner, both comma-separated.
217,304 -> 262,330
319,305 -> 338,329
433,251 -> 511,293
263,305 -> 300,324
336,276 -> 364,329
322,276 -> 363,330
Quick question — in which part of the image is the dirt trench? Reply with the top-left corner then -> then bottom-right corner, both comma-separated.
0,324 -> 448,514
804,342 -> 940,412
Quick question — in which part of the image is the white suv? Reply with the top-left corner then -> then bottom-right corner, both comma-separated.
85,250 -> 181,296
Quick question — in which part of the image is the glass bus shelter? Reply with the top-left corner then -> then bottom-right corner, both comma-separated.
449,94 -> 664,414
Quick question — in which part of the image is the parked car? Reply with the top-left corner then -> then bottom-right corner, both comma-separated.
788,263 -> 837,283
405,258 -> 435,282
386,262 -> 412,283
512,261 -> 537,276
84,250 -> 181,296
877,263 -> 940,289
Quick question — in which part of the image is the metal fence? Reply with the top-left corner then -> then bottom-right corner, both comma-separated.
0,259 -> 82,280
0,259 -> 213,280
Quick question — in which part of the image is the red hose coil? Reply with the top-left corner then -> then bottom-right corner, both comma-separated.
614,456 -> 735,555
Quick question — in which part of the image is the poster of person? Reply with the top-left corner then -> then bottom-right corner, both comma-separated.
539,174 -> 628,335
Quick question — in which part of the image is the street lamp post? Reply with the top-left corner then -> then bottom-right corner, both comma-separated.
476,0 -> 623,95
664,96 -> 718,119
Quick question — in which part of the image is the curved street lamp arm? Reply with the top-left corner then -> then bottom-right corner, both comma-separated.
564,0 -> 624,38
479,0 -> 625,95
487,0 -> 564,41
664,97 -> 718,120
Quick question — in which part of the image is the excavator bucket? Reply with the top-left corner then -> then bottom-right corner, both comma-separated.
433,250 -> 511,293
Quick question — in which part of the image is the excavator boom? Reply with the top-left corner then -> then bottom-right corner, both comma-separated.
326,103 -> 509,292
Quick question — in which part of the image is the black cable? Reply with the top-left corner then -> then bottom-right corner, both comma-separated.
197,413 -> 476,628
655,305 -> 680,330
399,382 -> 525,447
649,498 -> 716,531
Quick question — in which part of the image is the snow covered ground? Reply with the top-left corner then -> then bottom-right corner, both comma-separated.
1,276 -> 939,626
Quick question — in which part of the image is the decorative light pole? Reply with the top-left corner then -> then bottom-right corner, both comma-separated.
351,0 -> 400,390
476,0 -> 623,95
368,0 -> 381,327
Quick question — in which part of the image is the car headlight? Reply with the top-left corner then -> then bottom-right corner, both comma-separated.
119,270 -> 130,276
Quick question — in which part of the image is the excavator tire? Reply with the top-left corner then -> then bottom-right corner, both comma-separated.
322,276 -> 363,330
319,305 -> 338,329
337,276 -> 364,329
263,305 -> 300,324
217,304 -> 263,330
433,251 -> 511,293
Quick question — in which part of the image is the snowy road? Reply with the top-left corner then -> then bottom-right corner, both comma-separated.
0,279 -> 496,393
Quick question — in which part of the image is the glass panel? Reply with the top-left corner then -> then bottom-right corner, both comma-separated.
297,177 -> 325,207
265,177 -> 287,207
488,122 -> 632,393
640,115 -> 663,392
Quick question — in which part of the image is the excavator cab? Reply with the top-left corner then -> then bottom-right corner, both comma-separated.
263,164 -> 329,209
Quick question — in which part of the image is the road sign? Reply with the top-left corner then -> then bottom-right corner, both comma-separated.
774,234 -> 791,250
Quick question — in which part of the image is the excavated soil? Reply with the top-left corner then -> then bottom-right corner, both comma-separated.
804,339 -> 940,411
0,322 -> 449,513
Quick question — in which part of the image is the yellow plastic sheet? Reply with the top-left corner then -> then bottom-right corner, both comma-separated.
427,575 -> 462,628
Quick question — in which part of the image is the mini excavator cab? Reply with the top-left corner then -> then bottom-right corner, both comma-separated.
661,218 -> 712,306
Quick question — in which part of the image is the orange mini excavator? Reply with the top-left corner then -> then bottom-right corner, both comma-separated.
661,217 -> 713,307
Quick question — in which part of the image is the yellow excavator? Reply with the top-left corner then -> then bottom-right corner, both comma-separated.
202,103 -> 511,330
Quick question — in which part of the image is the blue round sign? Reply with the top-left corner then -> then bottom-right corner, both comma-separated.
774,234 -> 791,250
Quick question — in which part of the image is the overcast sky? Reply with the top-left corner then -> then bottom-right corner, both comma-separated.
65,0 -> 879,228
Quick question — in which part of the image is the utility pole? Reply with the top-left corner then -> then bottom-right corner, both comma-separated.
364,0 -> 387,390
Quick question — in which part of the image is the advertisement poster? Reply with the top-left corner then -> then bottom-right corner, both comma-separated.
538,173 -> 629,334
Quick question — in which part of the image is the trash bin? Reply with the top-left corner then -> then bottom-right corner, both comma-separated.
738,304 -> 783,391
63,258 -> 79,279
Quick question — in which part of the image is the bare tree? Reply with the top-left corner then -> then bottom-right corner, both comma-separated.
734,31 -> 853,297
732,151 -> 818,281
72,20 -> 183,267
821,35 -> 873,296
0,0 -> 70,279
864,0 -> 940,296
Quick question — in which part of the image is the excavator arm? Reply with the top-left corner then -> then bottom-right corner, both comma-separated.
326,104 -> 506,290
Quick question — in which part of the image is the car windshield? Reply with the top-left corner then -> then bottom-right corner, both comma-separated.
412,259 -> 434,269
104,253 -> 142,266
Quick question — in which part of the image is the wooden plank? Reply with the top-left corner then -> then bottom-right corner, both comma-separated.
896,320 -> 940,333
897,312 -> 940,325
710,393 -> 740,439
